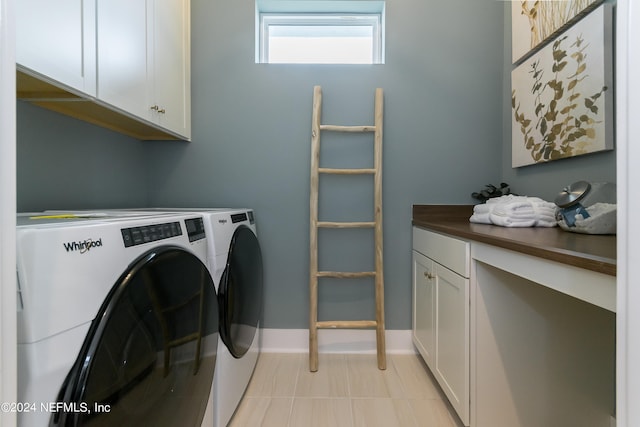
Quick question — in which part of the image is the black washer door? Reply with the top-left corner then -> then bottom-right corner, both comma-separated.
51,246 -> 218,427
218,225 -> 263,358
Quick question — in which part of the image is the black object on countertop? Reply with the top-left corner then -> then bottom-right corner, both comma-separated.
471,183 -> 515,203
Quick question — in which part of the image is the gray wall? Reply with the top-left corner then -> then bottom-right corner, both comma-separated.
146,0 -> 505,329
17,101 -> 149,211
16,1 -> 616,330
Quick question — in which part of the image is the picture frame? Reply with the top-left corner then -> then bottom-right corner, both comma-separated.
511,0 -> 602,64
511,4 -> 613,168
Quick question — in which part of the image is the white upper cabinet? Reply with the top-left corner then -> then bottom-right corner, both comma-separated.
16,0 -> 191,140
16,0 -> 97,96
150,0 -> 191,138
96,0 -> 149,119
97,0 -> 191,139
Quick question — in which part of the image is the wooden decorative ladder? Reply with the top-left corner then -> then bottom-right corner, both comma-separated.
308,85 -> 386,372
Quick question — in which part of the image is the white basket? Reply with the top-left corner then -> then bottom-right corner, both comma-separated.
558,203 -> 617,234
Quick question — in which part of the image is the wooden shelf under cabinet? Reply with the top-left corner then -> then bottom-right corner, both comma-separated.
17,70 -> 186,141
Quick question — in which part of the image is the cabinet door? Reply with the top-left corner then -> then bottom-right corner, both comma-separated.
412,251 -> 435,366
16,0 -> 96,96
435,263 -> 470,425
97,0 -> 151,121
150,0 -> 191,138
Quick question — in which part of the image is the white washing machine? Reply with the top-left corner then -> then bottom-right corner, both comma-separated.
16,212 -> 219,427
43,208 -> 264,427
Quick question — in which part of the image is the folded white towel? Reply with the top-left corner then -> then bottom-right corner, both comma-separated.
471,195 -> 557,228
508,211 -> 555,222
489,214 -> 537,227
532,203 -> 558,227
473,204 -> 492,215
536,218 -> 558,227
492,202 -> 534,219
487,194 -> 520,204
500,200 -> 533,210
508,205 -> 556,216
469,212 -> 492,224
533,206 -> 557,216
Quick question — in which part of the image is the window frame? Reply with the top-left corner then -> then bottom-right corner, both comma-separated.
258,12 -> 384,64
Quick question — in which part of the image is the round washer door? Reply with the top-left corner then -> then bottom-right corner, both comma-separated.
51,246 -> 218,427
218,225 -> 263,358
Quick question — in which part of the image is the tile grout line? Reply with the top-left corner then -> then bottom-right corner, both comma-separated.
345,354 -> 356,427
285,353 -> 303,426
389,354 -> 410,400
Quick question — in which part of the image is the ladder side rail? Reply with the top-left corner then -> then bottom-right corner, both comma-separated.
373,88 -> 386,369
309,85 -> 322,372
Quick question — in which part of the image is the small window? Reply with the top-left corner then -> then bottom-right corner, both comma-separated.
256,2 -> 385,64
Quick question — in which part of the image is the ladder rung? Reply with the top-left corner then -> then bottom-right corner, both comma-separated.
320,125 -> 376,133
318,168 -> 376,175
316,320 -> 378,329
317,221 -> 375,228
317,271 -> 376,278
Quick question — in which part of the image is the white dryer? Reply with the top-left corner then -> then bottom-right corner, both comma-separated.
16,212 -> 219,427
120,208 -> 263,427
199,209 -> 262,427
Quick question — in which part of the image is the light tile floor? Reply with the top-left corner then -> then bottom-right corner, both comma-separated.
228,353 -> 464,427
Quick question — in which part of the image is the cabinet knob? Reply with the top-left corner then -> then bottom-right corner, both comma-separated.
150,105 -> 166,114
424,272 -> 435,280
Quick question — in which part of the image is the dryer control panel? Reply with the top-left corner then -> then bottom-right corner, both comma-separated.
231,212 -> 248,223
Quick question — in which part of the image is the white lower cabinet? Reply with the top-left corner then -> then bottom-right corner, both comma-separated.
412,251 -> 436,366
412,227 -> 470,426
433,261 -> 469,423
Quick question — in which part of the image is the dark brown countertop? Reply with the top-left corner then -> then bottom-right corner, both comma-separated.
412,205 -> 616,276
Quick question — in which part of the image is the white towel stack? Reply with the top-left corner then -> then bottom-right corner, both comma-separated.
469,195 -> 557,227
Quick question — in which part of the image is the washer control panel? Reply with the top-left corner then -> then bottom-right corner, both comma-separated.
185,217 -> 206,242
121,221 -> 182,247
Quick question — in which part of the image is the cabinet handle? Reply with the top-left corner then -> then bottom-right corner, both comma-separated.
150,105 -> 166,114
424,272 -> 435,280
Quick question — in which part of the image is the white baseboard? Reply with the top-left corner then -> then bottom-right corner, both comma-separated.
260,328 -> 416,354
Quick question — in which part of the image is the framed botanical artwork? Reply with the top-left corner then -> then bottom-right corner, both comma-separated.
512,0 -> 602,64
511,4 -> 613,168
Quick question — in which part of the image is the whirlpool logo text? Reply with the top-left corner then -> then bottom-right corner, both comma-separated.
63,238 -> 103,254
